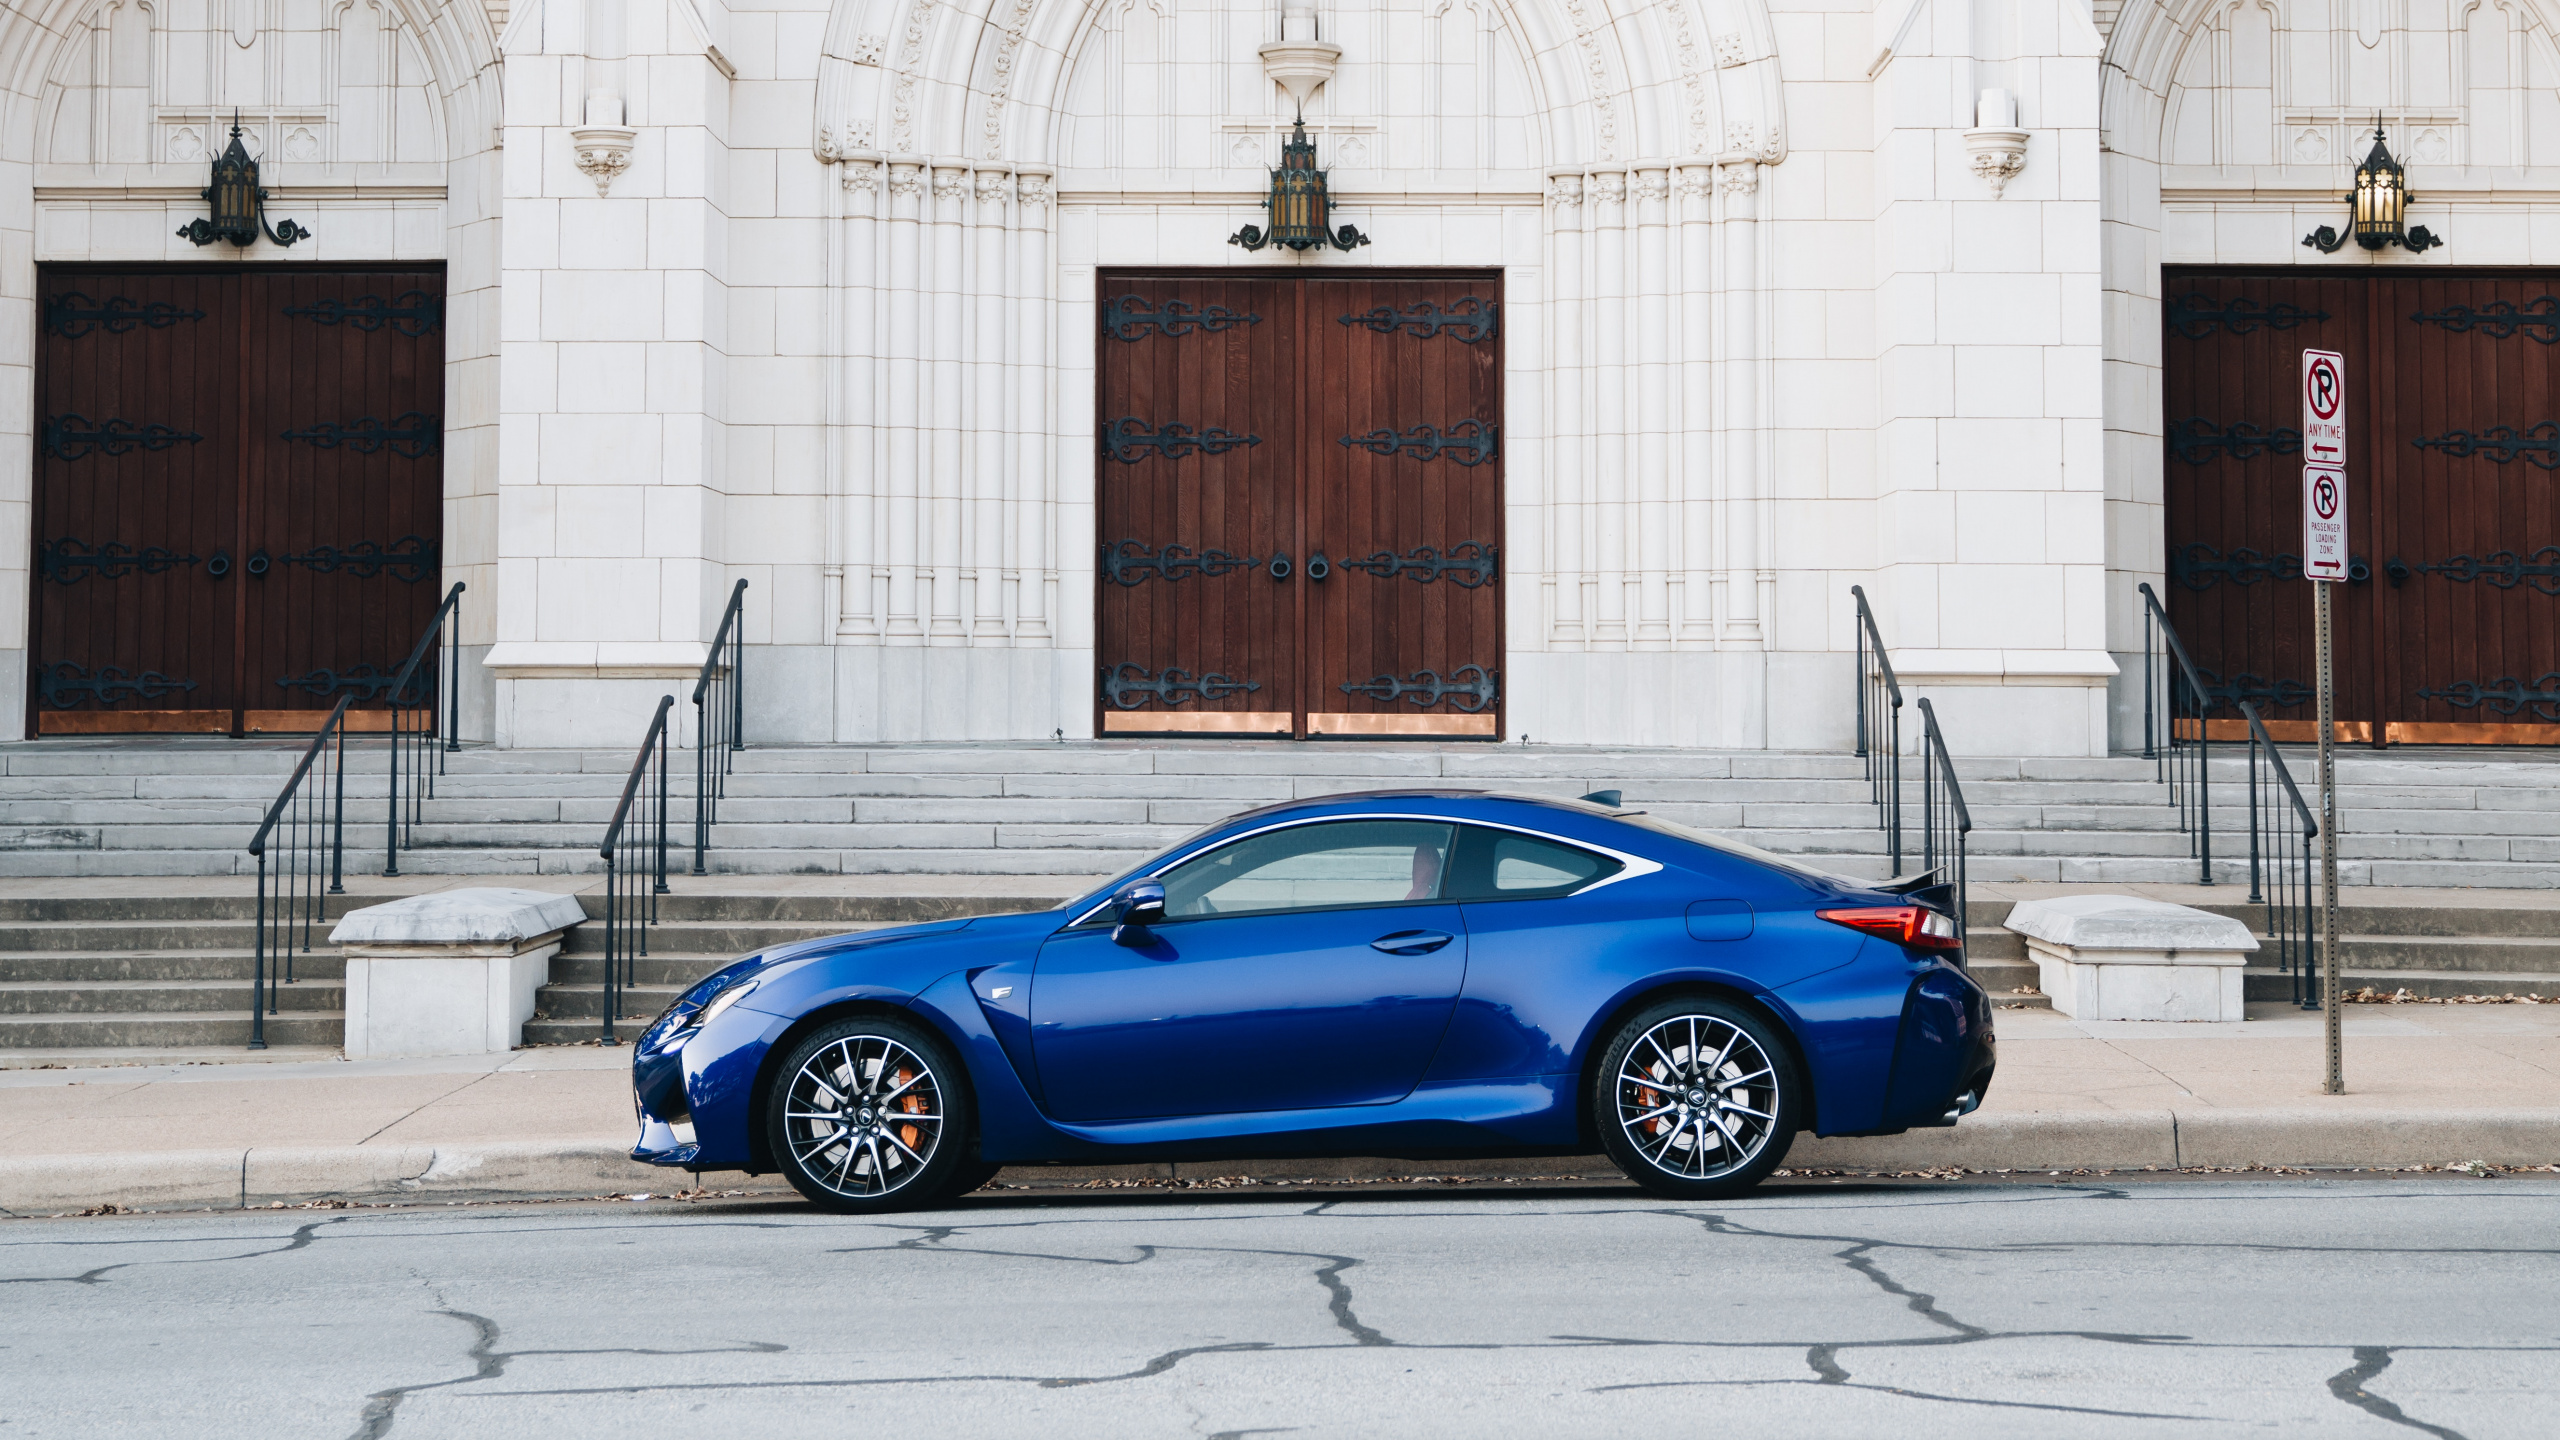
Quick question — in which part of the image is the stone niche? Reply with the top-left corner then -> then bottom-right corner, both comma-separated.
2003,895 -> 2257,1022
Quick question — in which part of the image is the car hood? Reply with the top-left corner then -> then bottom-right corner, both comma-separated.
733,908 -> 1065,1017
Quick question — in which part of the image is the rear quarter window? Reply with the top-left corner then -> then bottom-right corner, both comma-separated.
1450,827 -> 1622,901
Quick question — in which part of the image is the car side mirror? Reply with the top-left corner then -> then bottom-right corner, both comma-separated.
1112,880 -> 1167,947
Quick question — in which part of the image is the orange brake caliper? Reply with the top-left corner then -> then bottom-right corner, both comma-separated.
896,1067 -> 923,1148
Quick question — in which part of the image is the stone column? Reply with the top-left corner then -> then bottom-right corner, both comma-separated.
1632,163 -> 1674,650
1675,161 -> 1717,646
836,154 -> 885,640
882,159 -> 927,644
927,160 -> 971,642
1717,160 -> 1765,649
1543,170 -> 1585,650
971,167 -> 1013,642
1588,168 -> 1629,648
1013,166 -> 1056,645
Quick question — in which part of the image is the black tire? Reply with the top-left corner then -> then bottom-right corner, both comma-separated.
1594,995 -> 1801,1199
948,1161 -> 1003,1197
765,1015 -> 977,1214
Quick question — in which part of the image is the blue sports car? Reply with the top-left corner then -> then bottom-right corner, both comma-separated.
629,790 -> 1994,1210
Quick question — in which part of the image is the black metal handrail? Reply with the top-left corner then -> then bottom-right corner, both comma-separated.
693,578 -> 747,875
245,694 -> 354,1051
383,581 -> 465,877
2137,582 -> 2214,885
1849,585 -> 1904,872
2237,700 -> 2321,1009
1915,697 -> 1973,955
599,694 -> 673,1044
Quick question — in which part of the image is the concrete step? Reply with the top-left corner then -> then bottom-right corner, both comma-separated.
0,951 -> 345,983
2244,968 -> 2560,1001
0,1009 -> 343,1048
0,978 -> 342,1016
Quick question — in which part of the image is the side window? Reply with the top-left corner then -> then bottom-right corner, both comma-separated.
1157,820 -> 1458,920
1449,826 -> 1622,901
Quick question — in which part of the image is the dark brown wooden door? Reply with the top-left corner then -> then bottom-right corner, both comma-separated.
32,267 -> 445,736
2162,270 -> 2560,744
2369,275 -> 2560,740
1304,280 -> 1503,737
1094,273 -> 1503,738
31,273 -> 240,732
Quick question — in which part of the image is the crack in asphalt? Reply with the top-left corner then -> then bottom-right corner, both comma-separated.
346,1307 -> 787,1440
0,1218 -> 343,1287
12,1187 -> 2548,1432
836,1223 -> 1387,1345
2327,1347 -> 2470,1440
1663,1209 -> 2482,1434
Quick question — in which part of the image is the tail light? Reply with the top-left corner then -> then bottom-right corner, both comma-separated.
1817,904 -> 1962,952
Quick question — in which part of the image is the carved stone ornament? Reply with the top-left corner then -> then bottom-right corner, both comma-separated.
1964,127 -> 2029,199
570,126 -> 637,196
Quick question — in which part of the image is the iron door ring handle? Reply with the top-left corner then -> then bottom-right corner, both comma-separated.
245,550 -> 271,578
1269,551 -> 1293,581
206,549 -> 232,579
1307,551 -> 1331,581
1371,930 -> 1452,955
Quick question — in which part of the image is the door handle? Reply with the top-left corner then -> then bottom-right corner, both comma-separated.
1306,551 -> 1331,581
1371,930 -> 1452,956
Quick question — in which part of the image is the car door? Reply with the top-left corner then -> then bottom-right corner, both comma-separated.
1031,818 -> 1468,1122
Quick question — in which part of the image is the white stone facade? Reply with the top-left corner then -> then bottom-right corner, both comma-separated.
5,0 -> 2557,753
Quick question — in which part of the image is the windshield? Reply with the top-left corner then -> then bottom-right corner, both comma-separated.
1608,811 -> 1862,885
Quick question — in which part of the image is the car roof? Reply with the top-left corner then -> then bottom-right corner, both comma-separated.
1216,787 -> 1622,826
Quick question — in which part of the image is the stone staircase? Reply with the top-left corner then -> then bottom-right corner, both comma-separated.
3,737 -> 2557,888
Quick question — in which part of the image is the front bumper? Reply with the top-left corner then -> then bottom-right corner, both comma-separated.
630,1001 -> 791,1170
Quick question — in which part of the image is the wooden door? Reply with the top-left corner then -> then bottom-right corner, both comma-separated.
1093,278 -> 1299,735
1093,273 -> 1505,738
2161,269 -> 2560,745
1303,280 -> 1504,737
241,272 -> 446,734
30,267 -> 445,737
2369,275 -> 2560,740
33,273 -> 241,732
2159,275 -> 2377,741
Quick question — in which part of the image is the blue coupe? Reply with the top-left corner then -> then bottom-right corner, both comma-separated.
629,790 -> 1994,1210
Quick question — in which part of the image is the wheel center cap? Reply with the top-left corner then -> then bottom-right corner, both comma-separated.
1686,1088 -> 1707,1106
858,1108 -> 875,1125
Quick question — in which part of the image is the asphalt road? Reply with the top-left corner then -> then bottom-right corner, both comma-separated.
6,1176 -> 2557,1439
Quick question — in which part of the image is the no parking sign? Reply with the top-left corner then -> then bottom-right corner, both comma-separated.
2300,350 -> 2348,582
2303,465 -> 2348,581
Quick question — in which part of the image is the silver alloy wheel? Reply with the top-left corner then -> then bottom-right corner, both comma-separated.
782,1034 -> 945,1199
1613,1014 -> 1779,1181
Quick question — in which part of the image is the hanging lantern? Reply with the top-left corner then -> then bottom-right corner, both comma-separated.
2303,120 -> 2441,255
176,117 -> 311,249
1230,119 -> 1370,253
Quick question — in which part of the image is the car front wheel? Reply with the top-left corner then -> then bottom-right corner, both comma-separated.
766,1016 -> 976,1214
1595,996 -> 1800,1199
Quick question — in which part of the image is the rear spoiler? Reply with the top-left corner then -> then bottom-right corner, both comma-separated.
1875,870 -> 1959,920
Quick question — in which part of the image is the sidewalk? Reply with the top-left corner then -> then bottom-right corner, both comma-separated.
3,1001 -> 2553,1214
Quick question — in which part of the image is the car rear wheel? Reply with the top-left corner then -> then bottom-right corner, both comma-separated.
766,1016 -> 975,1214
1595,996 -> 1800,1199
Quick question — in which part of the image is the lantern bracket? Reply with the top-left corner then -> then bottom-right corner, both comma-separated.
2300,120 -> 2442,256
175,117 -> 310,249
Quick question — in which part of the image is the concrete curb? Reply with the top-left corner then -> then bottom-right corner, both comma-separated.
5,1111 -> 2556,1215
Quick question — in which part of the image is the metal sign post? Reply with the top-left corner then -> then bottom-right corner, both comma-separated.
2302,350 -> 2347,1095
